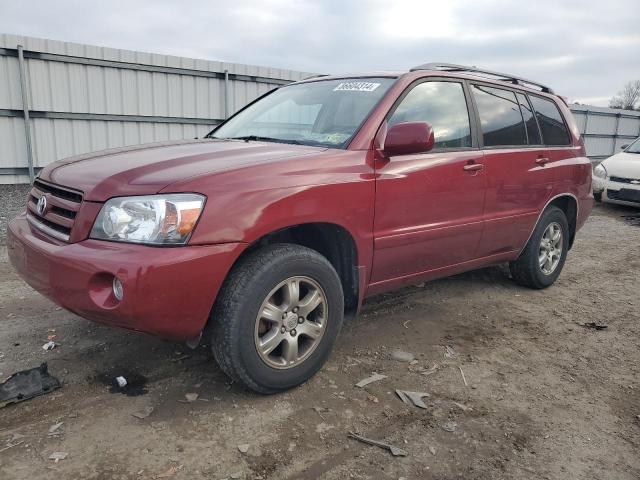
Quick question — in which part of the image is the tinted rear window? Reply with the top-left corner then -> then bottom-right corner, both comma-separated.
516,93 -> 542,145
472,85 -> 527,147
529,95 -> 571,146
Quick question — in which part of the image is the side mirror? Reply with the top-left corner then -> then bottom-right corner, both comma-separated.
383,121 -> 435,157
621,144 -> 629,150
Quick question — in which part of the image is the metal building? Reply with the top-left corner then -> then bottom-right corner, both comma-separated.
570,104 -> 640,162
2,34 -> 639,183
0,34 -> 313,183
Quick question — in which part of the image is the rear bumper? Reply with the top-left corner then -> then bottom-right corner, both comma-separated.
7,213 -> 245,341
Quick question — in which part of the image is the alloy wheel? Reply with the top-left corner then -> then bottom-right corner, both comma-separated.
254,276 -> 327,369
538,222 -> 563,275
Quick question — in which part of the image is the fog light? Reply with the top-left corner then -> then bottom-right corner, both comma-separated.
112,277 -> 124,301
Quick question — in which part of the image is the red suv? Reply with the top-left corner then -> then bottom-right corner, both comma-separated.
8,63 -> 593,393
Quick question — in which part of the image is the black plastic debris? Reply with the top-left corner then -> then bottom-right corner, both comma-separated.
621,214 -> 640,227
0,363 -> 61,408
581,322 -> 608,331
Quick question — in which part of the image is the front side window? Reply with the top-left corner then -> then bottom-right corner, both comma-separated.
388,81 -> 472,149
211,78 -> 396,148
472,85 -> 527,147
528,95 -> 571,146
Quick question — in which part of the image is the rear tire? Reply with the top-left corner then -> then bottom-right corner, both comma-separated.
210,244 -> 344,394
509,206 -> 569,289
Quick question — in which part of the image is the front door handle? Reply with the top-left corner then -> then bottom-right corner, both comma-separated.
536,157 -> 551,165
463,163 -> 484,172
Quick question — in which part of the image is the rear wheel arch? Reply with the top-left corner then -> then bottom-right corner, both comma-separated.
510,205 -> 569,289
547,194 -> 578,249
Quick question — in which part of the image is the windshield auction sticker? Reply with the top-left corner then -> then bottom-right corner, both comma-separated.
333,82 -> 381,92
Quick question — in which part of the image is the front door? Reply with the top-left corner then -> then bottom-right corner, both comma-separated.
371,79 -> 485,286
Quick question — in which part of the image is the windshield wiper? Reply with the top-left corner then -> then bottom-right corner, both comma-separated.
216,135 -> 331,148
227,135 -> 304,145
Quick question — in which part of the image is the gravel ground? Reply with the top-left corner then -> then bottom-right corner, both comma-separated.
0,196 -> 639,479
0,184 -> 30,245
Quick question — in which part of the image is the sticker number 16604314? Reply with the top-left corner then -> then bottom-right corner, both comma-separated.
333,82 -> 381,92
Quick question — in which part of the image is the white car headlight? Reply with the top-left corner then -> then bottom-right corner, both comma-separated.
593,163 -> 607,179
90,194 -> 205,245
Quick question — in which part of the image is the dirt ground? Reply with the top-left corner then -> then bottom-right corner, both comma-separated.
0,202 -> 639,480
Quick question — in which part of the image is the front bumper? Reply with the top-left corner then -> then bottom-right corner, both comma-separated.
7,213 -> 245,341
593,176 -> 640,208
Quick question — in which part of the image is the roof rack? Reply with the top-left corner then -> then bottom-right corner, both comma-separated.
410,62 -> 554,94
301,74 -> 330,81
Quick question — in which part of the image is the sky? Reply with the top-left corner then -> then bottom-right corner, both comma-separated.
1,0 -> 639,106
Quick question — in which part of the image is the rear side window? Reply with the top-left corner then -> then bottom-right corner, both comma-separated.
516,93 -> 541,145
472,85 -> 527,147
388,81 -> 472,149
528,96 -> 571,146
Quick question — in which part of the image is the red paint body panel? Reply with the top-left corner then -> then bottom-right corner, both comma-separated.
371,150 -> 486,283
40,139 -> 324,202
7,213 -> 244,340
477,147 -> 556,256
168,149 -> 376,272
7,69 -> 594,341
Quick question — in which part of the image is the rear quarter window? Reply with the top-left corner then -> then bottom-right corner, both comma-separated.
472,85 -> 528,147
528,95 -> 571,146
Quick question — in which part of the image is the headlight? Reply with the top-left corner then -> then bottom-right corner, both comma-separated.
593,163 -> 607,179
90,194 -> 205,245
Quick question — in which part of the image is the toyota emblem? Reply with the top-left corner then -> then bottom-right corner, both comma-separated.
36,196 -> 47,216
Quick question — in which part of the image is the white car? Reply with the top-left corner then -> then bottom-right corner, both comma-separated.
593,136 -> 640,207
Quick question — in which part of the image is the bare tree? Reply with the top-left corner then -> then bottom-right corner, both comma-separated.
609,80 -> 640,110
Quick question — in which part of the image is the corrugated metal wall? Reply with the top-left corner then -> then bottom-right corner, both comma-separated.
0,34 -> 313,183
2,33 -> 638,183
570,105 -> 640,162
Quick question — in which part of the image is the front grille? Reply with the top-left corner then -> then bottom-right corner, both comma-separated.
27,179 -> 83,242
607,190 -> 621,200
610,176 -> 640,185
607,189 -> 640,204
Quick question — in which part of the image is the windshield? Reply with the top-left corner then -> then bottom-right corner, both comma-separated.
210,77 -> 396,148
625,137 -> 640,154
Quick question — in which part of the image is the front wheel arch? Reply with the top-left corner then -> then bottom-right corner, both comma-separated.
225,222 -> 360,316
209,243 -> 345,393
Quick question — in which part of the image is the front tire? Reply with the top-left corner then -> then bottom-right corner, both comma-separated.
210,244 -> 344,394
509,206 -> 569,289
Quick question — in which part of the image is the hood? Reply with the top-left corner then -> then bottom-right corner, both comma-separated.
40,139 -> 326,201
602,151 -> 640,180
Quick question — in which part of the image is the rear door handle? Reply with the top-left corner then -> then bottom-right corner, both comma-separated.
463,163 -> 484,172
536,157 -> 551,165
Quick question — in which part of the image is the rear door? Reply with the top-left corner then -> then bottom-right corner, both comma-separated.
471,85 -> 563,257
371,79 -> 486,285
